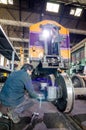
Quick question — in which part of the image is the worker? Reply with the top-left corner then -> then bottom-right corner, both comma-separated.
77,61 -> 86,80
81,61 -> 86,80
0,63 -> 40,123
83,61 -> 86,75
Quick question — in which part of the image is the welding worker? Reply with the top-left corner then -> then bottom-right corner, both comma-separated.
77,61 -> 86,80
81,61 -> 86,80
0,63 -> 39,123
83,61 -> 86,75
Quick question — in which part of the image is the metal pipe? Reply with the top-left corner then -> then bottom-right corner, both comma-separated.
11,51 -> 15,71
0,19 -> 32,27
9,37 -> 29,42
69,28 -> 86,35
0,19 -> 86,35
74,88 -> 86,95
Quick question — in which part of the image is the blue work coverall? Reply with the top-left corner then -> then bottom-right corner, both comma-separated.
0,69 -> 38,107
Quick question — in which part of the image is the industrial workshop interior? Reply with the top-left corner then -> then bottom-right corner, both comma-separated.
0,0 -> 86,130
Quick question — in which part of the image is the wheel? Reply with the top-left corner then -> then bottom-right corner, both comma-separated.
54,73 -> 74,113
71,75 -> 85,88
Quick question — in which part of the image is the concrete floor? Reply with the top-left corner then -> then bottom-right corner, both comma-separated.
0,97 -> 86,130
70,96 -> 86,130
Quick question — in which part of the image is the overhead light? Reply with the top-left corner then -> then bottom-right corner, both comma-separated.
0,0 -> 7,4
8,0 -> 13,4
0,0 -> 13,4
75,8 -> 82,17
42,29 -> 50,39
70,7 -> 82,17
70,9 -> 75,15
46,2 -> 60,13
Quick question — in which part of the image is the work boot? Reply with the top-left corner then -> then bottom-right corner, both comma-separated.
7,110 -> 20,124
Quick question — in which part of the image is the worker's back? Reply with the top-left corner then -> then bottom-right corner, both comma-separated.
0,69 -> 29,107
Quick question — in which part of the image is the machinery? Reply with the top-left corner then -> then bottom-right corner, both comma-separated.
29,20 -> 86,113
70,39 -> 86,88
70,61 -> 86,89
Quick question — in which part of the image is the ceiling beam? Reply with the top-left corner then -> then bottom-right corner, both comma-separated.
69,28 -> 86,35
0,19 -> 86,35
53,0 -> 86,6
71,38 -> 86,52
9,37 -> 29,43
68,0 -> 86,5
0,19 -> 32,27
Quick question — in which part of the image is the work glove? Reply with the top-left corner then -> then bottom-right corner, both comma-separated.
37,93 -> 46,101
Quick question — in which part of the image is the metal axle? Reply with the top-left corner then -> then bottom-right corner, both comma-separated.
74,88 -> 86,95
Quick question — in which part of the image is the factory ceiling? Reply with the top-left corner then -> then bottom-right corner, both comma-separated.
0,0 -> 86,52
49,0 -> 86,5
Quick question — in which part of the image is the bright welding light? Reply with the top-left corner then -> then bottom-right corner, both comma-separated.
42,29 -> 50,39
